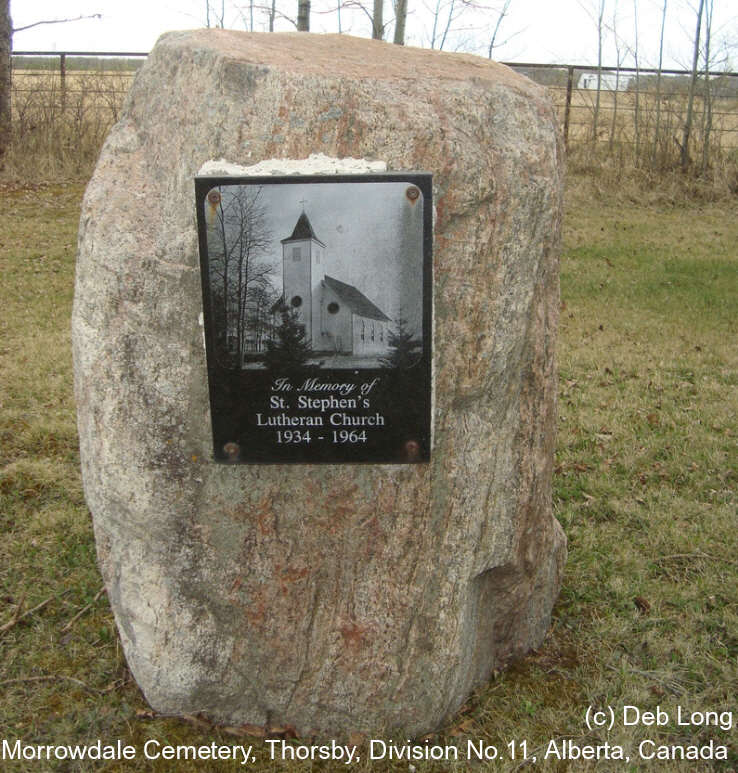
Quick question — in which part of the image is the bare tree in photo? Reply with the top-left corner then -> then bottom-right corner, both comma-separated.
246,279 -> 279,353
207,187 -> 274,367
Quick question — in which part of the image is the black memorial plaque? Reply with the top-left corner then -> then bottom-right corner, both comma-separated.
195,173 -> 432,463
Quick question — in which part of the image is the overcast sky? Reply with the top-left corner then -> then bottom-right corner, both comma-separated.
12,0 -> 737,70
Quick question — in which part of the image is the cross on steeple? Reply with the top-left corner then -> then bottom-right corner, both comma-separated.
299,197 -> 308,212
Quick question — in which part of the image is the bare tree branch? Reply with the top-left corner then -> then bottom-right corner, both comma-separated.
487,0 -> 513,58
248,3 -> 297,27
12,14 -> 102,34
342,0 -> 376,26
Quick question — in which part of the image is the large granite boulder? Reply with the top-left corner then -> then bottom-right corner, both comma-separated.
73,30 -> 566,738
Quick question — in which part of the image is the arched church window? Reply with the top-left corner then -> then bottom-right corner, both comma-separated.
292,247 -> 301,261
371,323 -> 375,341
327,302 -> 340,315
291,295 -> 302,308
361,321 -> 365,340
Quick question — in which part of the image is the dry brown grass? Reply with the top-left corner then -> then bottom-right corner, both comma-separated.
6,69 -> 134,180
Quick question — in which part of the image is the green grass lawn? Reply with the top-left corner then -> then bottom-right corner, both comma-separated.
0,179 -> 735,771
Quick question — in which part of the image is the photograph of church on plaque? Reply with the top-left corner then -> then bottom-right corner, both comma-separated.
196,173 -> 432,464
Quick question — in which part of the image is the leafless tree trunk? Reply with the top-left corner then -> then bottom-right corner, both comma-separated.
0,0 -> 10,170
428,0 -> 462,50
429,0 -> 442,48
653,0 -> 667,162
681,0 -> 704,171
206,1 -> 226,27
208,186 -> 273,367
297,0 -> 311,30
438,0 -> 457,50
393,0 -> 407,43
609,5 -> 625,153
236,1 -> 257,31
592,0 -> 606,143
487,0 -> 513,59
632,0 -> 641,162
430,0 -> 441,48
372,0 -> 384,38
700,0 -> 714,172
270,0 -> 277,30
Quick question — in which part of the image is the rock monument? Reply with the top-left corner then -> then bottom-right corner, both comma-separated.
73,30 -> 566,738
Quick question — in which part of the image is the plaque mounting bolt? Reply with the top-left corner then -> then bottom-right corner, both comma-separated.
405,186 -> 420,203
404,440 -> 421,461
223,442 -> 240,461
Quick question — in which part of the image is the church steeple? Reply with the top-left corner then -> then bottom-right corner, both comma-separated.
280,209 -> 326,349
281,211 -> 325,246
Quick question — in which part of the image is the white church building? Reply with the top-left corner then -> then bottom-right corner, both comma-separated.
272,211 -> 391,358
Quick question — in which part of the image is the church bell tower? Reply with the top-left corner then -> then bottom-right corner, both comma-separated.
280,209 -> 326,347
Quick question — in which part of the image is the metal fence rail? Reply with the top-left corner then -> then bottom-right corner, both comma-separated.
11,52 -> 738,155
511,62 -> 738,153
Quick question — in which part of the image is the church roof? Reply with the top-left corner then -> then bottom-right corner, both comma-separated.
281,212 -> 326,246
324,275 -> 391,322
